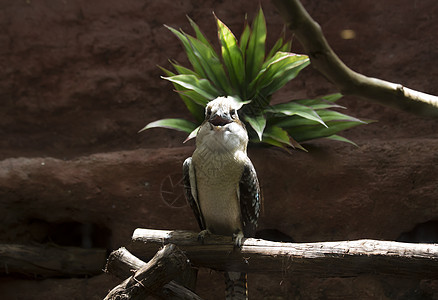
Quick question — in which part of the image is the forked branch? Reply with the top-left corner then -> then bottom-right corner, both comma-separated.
272,0 -> 438,117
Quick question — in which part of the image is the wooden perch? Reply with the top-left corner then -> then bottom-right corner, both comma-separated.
0,243 -> 106,277
272,0 -> 438,117
104,244 -> 202,300
130,229 -> 438,279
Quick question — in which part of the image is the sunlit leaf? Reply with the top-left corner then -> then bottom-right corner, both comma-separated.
245,7 -> 266,82
159,66 -> 204,122
184,125 -> 201,143
139,118 -> 198,133
244,113 -> 266,141
267,101 -> 327,127
162,74 -> 220,99
216,14 -> 245,93
250,52 -> 309,94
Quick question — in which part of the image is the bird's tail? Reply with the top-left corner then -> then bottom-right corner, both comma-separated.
225,271 -> 248,300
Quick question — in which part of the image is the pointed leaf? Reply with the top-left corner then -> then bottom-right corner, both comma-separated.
325,134 -> 358,147
262,125 -> 293,147
162,74 -> 220,99
266,27 -> 288,60
260,55 -> 310,95
159,66 -> 204,122
216,14 -> 245,93
184,125 -> 201,143
322,93 -> 343,102
280,39 -> 292,52
267,101 -> 327,127
139,118 -> 198,134
244,113 -> 266,141
287,120 -> 367,142
240,21 -> 251,55
184,32 -> 232,94
176,89 -> 210,106
187,16 -> 215,52
296,97 -> 346,110
165,25 -> 207,78
245,7 -> 266,82
170,61 -> 198,76
250,52 -> 309,94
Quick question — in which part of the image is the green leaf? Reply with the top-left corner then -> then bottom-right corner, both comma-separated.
187,16 -> 215,52
321,93 -> 343,102
215,14 -> 245,94
162,74 -> 220,99
159,66 -> 204,122
176,89 -> 210,106
165,25 -> 231,94
250,52 -> 309,94
184,33 -> 232,94
165,25 -> 207,78
240,21 -> 251,55
266,37 -> 284,61
260,55 -> 310,95
295,97 -> 345,110
275,109 -> 366,128
267,101 -> 327,127
262,125 -> 293,147
286,120 -> 366,142
280,39 -> 292,53
245,7 -> 266,82
139,118 -> 198,134
325,134 -> 358,147
170,61 -> 198,76
184,125 -> 201,143
244,113 -> 266,141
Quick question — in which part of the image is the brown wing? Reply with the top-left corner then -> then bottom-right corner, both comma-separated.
183,157 -> 205,230
239,159 -> 261,237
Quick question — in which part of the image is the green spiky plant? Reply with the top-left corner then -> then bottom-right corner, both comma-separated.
140,7 -> 368,151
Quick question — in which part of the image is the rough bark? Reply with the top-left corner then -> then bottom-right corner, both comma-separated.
272,0 -> 438,117
130,229 -> 438,279
104,244 -> 200,300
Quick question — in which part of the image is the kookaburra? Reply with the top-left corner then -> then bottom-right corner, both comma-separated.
183,96 -> 260,299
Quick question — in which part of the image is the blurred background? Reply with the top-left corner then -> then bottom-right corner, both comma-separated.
1,0 -> 437,298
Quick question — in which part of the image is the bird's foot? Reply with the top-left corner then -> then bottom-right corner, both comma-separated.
197,229 -> 211,244
233,231 -> 245,248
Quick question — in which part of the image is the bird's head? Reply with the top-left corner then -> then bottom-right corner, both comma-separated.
196,96 -> 248,153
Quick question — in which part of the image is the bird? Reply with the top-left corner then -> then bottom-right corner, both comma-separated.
182,96 -> 260,299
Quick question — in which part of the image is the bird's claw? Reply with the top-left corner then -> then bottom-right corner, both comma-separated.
197,229 -> 211,244
233,231 -> 245,248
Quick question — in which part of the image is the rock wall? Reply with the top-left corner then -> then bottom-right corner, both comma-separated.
1,0 -> 438,299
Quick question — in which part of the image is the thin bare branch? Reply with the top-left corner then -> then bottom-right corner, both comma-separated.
272,0 -> 438,117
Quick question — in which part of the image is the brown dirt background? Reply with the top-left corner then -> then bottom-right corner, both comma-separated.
1,0 -> 438,299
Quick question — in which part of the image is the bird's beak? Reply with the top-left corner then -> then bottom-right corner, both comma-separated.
209,113 -> 232,127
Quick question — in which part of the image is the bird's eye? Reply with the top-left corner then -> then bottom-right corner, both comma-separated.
206,107 -> 212,116
230,109 -> 236,116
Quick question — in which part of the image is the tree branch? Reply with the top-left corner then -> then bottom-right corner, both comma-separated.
130,229 -> 438,279
272,0 -> 438,117
104,245 -> 202,300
